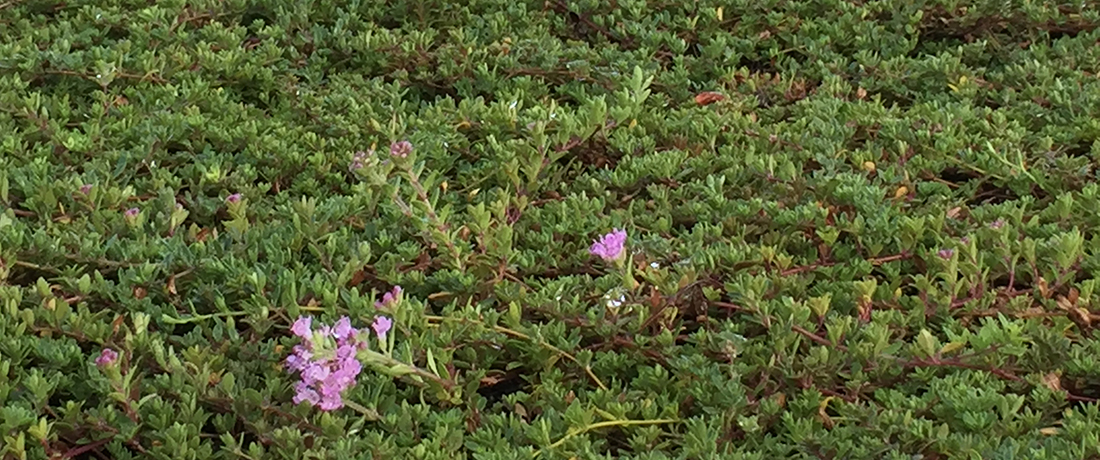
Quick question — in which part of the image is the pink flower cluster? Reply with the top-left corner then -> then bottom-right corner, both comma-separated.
286,315 -> 392,411
390,140 -> 413,158
589,229 -> 627,262
286,316 -> 364,411
349,150 -> 371,172
95,348 -> 118,367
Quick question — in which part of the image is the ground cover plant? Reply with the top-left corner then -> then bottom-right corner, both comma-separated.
2,0 -> 1100,458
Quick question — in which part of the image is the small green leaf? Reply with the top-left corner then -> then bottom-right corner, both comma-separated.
220,372 -> 236,394
939,341 -> 966,356
916,329 -> 939,358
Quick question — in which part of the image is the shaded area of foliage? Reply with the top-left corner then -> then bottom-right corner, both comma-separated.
3,0 -> 1100,458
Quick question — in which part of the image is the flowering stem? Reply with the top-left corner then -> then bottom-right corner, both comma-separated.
399,165 -> 465,271
342,400 -> 381,420
424,315 -> 608,391
161,310 -> 249,324
359,348 -> 454,391
532,418 -> 680,457
621,257 -> 637,293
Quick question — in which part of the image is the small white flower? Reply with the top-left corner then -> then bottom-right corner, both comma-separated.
650,262 -> 660,269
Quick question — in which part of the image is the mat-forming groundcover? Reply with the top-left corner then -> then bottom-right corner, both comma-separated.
3,0 -> 1100,459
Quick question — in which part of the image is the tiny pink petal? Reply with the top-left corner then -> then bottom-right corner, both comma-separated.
293,382 -> 320,405
372,316 -> 393,342
375,286 -> 402,308
318,393 -> 344,411
333,316 -> 355,340
290,316 -> 312,338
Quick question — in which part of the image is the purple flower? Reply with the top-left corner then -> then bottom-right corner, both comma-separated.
372,316 -> 393,342
335,343 -> 357,360
286,316 -> 365,412
326,359 -> 361,392
990,219 -> 1006,229
375,286 -> 402,309
285,345 -> 312,371
293,381 -> 320,405
290,316 -> 312,339
302,363 -> 331,384
318,393 -> 344,411
349,150 -> 370,172
333,316 -> 356,341
589,229 -> 628,262
226,193 -> 242,203
95,348 -> 118,367
80,184 -> 93,195
390,140 -> 413,158
937,248 -> 955,260
124,208 -> 139,218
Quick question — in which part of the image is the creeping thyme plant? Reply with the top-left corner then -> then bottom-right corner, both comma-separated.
4,0 -> 1100,459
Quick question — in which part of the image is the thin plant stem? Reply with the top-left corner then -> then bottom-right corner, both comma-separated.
533,418 -> 680,457
343,400 -> 381,421
401,165 -> 465,271
424,315 -> 608,391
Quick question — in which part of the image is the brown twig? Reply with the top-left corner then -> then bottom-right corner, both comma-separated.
792,324 -> 846,351
550,0 -> 633,47
59,437 -> 112,459
905,357 -> 1023,382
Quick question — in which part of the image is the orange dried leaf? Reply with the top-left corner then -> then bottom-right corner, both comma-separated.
694,91 -> 726,105
1041,372 -> 1062,392
1038,277 -> 1050,299
347,269 -> 368,288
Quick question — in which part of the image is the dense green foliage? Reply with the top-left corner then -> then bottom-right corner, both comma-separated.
3,0 -> 1100,458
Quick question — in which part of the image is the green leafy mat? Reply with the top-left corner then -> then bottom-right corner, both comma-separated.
2,0 -> 1100,458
